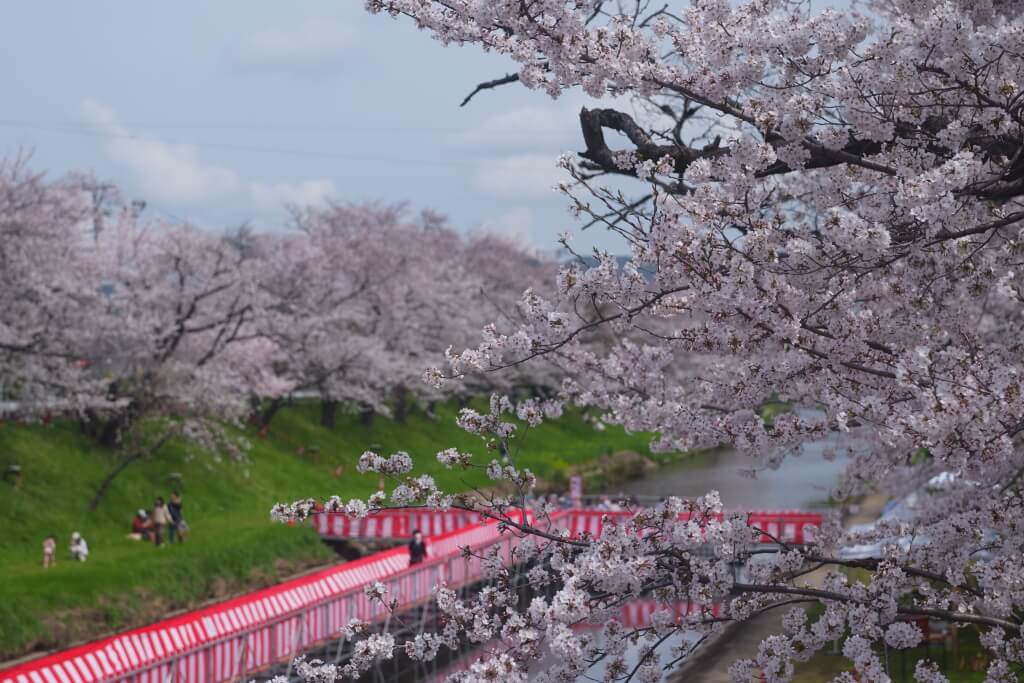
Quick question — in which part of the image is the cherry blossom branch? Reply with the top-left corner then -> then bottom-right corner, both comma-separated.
733,583 -> 1020,632
804,554 -> 987,599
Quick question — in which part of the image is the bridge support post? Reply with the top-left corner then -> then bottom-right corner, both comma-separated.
284,614 -> 306,680
236,639 -> 248,681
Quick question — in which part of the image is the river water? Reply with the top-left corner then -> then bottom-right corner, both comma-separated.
617,431 -> 851,511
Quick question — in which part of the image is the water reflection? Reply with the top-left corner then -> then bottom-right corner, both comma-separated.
425,602 -> 710,682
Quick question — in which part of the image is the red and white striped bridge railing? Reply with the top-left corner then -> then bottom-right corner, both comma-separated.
312,508 -> 824,545
313,509 -> 481,540
564,510 -> 823,545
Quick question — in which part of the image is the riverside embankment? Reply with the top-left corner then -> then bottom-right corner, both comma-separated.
0,401 -> 656,664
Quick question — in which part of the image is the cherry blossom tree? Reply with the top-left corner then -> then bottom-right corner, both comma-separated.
274,1 -> 1024,681
0,156 -> 109,419
0,161 -> 561,506
0,160 -> 290,505
255,203 -> 482,428
256,204 -> 562,429
252,214 -> 383,428
81,206 -> 283,508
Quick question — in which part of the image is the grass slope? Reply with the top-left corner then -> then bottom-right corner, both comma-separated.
0,402 -> 656,661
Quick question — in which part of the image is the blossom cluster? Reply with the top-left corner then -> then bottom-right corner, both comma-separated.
357,450 -> 414,475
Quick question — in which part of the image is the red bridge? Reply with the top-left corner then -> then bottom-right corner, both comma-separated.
315,508 -> 822,545
2,508 -> 821,683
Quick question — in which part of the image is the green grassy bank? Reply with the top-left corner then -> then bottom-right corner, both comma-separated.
0,402 -> 658,662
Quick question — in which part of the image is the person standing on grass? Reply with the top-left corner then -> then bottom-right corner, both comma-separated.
152,497 -> 171,547
42,535 -> 56,568
168,491 -> 184,543
69,532 -> 88,561
408,529 -> 428,566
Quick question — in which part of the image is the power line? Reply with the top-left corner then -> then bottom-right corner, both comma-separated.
0,118 -> 466,133
0,121 -> 479,168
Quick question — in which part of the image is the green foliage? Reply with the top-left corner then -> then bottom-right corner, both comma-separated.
758,400 -> 792,425
0,401 -> 654,658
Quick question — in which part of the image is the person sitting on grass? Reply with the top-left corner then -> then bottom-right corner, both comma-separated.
130,509 -> 153,542
69,532 -> 88,562
42,535 -> 56,568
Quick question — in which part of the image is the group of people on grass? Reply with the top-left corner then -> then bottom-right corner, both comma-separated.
41,492 -> 189,567
43,487 -> 634,569
41,531 -> 88,567
130,491 -> 187,546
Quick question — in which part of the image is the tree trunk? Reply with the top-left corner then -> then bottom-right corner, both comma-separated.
246,395 -> 262,425
79,409 -> 103,438
393,386 -> 409,423
259,397 -> 284,428
359,407 -> 375,426
320,400 -> 339,428
96,416 -> 123,448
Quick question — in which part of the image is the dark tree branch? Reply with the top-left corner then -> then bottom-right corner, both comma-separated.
89,430 -> 176,510
579,106 -> 896,179
578,106 -> 1023,202
929,210 -> 1024,244
734,583 -> 1021,632
460,73 -> 520,107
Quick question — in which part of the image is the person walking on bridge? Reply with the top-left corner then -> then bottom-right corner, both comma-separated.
408,529 -> 428,566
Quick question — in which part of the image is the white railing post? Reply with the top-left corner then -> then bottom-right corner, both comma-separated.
284,612 -> 307,679
235,638 -> 249,680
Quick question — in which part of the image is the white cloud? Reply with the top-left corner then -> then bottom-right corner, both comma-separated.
79,99 -> 242,205
473,154 -> 570,199
228,22 -> 354,72
450,106 -> 578,151
250,179 -> 336,211
480,207 -> 534,241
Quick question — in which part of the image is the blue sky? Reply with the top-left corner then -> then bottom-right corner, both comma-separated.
0,2 -> 625,252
